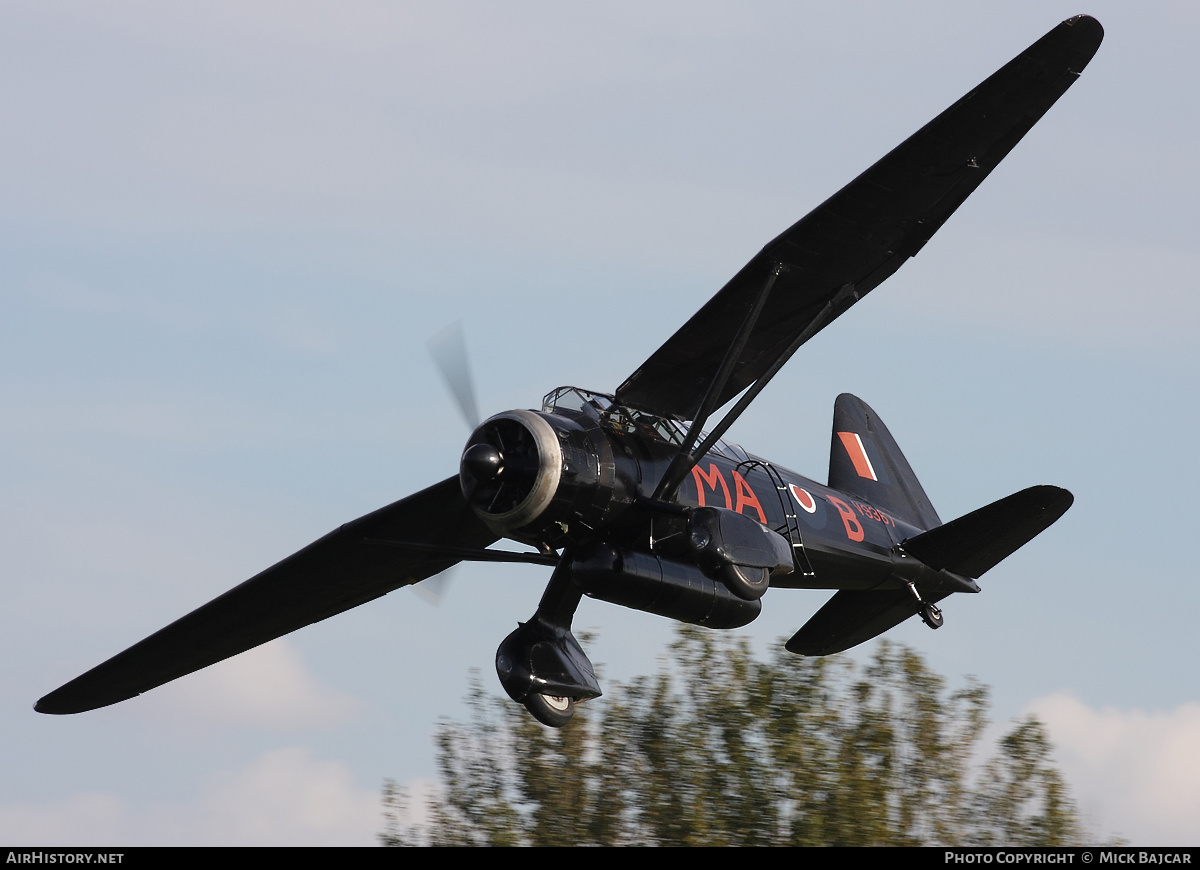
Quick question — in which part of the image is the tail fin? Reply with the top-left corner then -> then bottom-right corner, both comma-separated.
901,485 -> 1073,578
828,394 -> 940,530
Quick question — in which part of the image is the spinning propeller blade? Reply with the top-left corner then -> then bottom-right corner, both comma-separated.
421,322 -> 489,606
428,322 -> 480,431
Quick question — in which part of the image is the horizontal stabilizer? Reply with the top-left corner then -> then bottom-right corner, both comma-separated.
787,485 -> 1072,656
901,485 -> 1073,579
786,588 -> 950,657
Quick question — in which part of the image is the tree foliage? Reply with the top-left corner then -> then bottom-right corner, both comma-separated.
382,627 -> 1083,846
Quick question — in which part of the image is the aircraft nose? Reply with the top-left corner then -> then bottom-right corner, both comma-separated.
462,442 -> 504,483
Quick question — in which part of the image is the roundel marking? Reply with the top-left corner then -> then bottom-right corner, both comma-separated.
789,484 -> 818,514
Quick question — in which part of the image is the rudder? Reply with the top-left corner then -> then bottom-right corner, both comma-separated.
828,394 -> 940,530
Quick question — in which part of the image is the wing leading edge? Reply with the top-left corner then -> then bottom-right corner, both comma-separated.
616,15 -> 1103,420
36,477 -> 496,714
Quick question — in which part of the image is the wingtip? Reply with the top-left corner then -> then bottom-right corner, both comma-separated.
1038,483 -> 1074,505
34,689 -> 78,715
1062,14 -> 1104,45
1050,485 -> 1075,514
1018,485 -> 1075,527
34,696 -> 64,715
34,684 -> 135,715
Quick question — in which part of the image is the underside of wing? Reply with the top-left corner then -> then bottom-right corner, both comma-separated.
616,15 -> 1103,420
36,476 -> 496,714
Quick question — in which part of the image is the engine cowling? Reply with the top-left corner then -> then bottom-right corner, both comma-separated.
460,410 -> 563,532
459,409 -> 629,545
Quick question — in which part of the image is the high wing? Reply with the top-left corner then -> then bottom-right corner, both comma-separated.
36,477 -> 496,714
616,15 -> 1103,420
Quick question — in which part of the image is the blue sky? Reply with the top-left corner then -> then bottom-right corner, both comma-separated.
2,2 -> 1197,845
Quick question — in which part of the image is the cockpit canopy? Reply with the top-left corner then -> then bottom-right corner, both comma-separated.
541,386 -> 749,461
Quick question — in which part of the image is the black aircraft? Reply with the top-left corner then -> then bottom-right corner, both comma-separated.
37,16 -> 1102,727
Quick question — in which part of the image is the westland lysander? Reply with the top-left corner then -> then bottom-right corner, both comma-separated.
38,16 -> 1102,727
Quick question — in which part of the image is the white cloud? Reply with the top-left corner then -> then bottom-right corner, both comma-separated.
0,747 -> 380,846
0,793 -> 126,845
144,639 -> 362,732
1026,693 -> 1200,845
150,747 -> 381,846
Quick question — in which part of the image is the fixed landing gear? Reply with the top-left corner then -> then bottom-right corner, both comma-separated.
717,563 -> 771,601
495,619 -> 598,728
906,581 -> 944,631
496,549 -> 600,728
685,506 -> 791,602
919,602 -> 944,629
524,692 -> 576,728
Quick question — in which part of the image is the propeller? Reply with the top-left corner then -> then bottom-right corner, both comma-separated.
428,321 -> 480,431
411,571 -> 451,607
422,321 -> 485,605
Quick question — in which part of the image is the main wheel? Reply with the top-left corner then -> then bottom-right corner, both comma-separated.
920,603 -> 944,629
524,692 -> 575,728
719,563 -> 770,601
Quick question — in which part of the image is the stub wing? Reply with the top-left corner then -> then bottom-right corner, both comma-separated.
36,476 -> 496,714
616,15 -> 1103,420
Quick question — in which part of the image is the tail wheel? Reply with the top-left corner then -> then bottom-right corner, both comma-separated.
920,603 -> 944,629
524,692 -> 575,728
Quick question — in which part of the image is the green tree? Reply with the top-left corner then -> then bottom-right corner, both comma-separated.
383,627 -> 1086,846
425,682 -> 524,846
971,716 -> 1083,846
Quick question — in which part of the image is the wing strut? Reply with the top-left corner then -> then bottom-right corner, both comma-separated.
654,282 -> 856,502
365,538 -> 560,566
652,263 -> 784,500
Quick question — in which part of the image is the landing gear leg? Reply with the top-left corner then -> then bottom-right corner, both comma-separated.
495,549 -> 600,728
